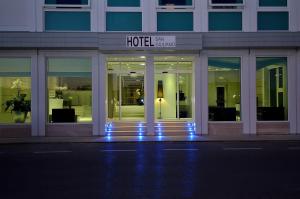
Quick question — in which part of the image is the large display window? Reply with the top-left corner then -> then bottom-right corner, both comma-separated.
0,58 -> 31,124
208,57 -> 241,121
47,58 -> 92,123
256,57 -> 288,121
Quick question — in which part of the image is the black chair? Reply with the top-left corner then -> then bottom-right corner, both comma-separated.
51,108 -> 76,123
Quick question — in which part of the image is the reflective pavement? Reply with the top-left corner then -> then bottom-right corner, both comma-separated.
1,142 -> 300,199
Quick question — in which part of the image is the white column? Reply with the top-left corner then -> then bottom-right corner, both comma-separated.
145,0 -> 157,32
244,0 -> 257,32
35,0 -> 43,32
92,52 -> 100,136
289,0 -> 298,32
199,0 -> 208,32
145,56 -> 154,135
97,53 -> 106,136
98,0 -> 105,32
31,51 -> 39,136
288,52 -> 297,134
37,52 -> 46,136
249,50 -> 257,134
193,0 -> 201,32
200,52 -> 208,134
142,0 -> 151,32
297,50 -> 300,134
90,0 -> 98,32
194,54 -> 201,135
241,52 -> 251,134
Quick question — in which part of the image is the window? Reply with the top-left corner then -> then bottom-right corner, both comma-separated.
45,11 -> 90,31
45,0 -> 89,6
0,58 -> 31,124
47,58 -> 92,123
209,0 -> 244,7
208,57 -> 241,121
107,0 -> 140,7
158,0 -> 193,7
256,57 -> 288,121
157,12 -> 193,31
209,12 -> 242,31
259,0 -> 287,7
106,12 -> 142,31
257,12 -> 289,31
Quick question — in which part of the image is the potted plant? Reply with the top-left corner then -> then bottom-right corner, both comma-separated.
3,79 -> 31,123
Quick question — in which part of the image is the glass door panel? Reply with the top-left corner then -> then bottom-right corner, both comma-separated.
178,73 -> 192,119
155,73 -> 177,120
107,57 -> 145,121
107,73 -> 119,120
154,59 -> 193,121
120,74 -> 144,120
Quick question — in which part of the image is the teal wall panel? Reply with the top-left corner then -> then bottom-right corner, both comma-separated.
258,12 -> 289,30
158,0 -> 192,6
259,0 -> 287,7
45,11 -> 90,31
107,0 -> 140,7
157,12 -> 193,31
106,12 -> 142,31
209,12 -> 242,31
45,0 -> 89,5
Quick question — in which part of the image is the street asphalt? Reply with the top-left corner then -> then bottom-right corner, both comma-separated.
1,141 -> 300,199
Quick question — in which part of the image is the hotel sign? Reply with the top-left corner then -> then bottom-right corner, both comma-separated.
126,36 -> 176,48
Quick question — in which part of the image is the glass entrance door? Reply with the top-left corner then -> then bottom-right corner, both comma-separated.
107,57 -> 145,121
154,58 -> 193,120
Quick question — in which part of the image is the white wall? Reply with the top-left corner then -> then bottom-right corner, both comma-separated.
0,0 -> 35,31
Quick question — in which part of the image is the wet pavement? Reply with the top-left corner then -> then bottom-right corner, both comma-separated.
1,141 -> 300,199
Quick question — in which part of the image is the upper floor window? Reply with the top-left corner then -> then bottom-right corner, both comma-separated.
257,12 -> 289,31
209,12 -> 242,31
158,0 -> 194,8
107,0 -> 140,7
106,12 -> 142,31
44,0 -> 91,31
157,12 -> 193,31
45,0 -> 90,7
259,0 -> 287,7
209,0 -> 244,7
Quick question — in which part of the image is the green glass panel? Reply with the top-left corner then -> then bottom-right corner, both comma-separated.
158,0 -> 192,6
258,12 -> 289,31
45,11 -> 90,31
259,0 -> 287,7
106,12 -> 142,31
0,58 -> 31,77
45,0 -> 89,5
209,12 -> 242,31
48,58 -> 91,77
157,12 -> 193,31
211,0 -> 243,4
107,0 -> 140,7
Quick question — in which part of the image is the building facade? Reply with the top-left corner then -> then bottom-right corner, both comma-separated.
0,0 -> 300,138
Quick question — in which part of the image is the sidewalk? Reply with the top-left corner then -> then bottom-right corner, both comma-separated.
1,134 -> 300,144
